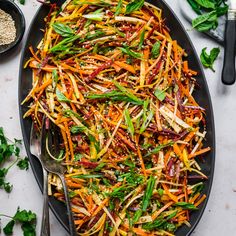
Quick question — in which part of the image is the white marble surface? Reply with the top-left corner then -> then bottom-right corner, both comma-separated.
0,0 -> 236,235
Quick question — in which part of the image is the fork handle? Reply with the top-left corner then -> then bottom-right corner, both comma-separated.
41,168 -> 50,236
58,174 -> 77,236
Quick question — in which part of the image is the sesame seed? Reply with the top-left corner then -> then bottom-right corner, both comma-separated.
0,9 -> 16,46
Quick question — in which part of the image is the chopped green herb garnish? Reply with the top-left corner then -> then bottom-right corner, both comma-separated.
151,41 -> 161,59
119,46 -> 143,59
145,142 -> 174,157
126,0 -> 144,14
154,88 -> 166,101
124,109 -> 135,137
142,176 -> 156,211
174,202 -> 198,210
52,23 -> 74,38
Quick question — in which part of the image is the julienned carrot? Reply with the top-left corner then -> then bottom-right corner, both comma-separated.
194,194 -> 207,207
173,143 -> 183,161
189,192 -> 200,204
23,0 -> 211,235
183,61 -> 188,73
189,147 -> 211,159
152,201 -> 174,220
114,61 -> 136,74
162,183 -> 178,203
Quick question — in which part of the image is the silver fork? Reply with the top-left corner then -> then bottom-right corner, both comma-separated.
30,122 -> 50,236
40,118 -> 77,236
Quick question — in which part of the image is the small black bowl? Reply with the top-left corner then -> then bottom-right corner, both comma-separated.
0,0 -> 25,55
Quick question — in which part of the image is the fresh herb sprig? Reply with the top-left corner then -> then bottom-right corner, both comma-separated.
18,0 -> 25,5
1,207 -> 37,236
200,47 -> 220,71
0,127 -> 29,193
188,0 -> 228,32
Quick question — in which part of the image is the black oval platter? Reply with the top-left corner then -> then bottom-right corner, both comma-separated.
18,0 -> 215,235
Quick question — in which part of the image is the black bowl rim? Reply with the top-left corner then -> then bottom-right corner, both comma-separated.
0,0 -> 26,54
18,0 -> 215,235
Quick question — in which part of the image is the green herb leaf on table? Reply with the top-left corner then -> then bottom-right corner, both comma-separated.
187,0 -> 201,15
21,222 -> 36,236
200,47 -> 220,72
13,208 -> 37,223
126,0 -> 144,14
3,182 -> 13,193
19,0 -> 25,5
3,220 -> 15,235
216,5 -> 228,17
192,10 -> 218,32
17,157 -> 29,170
193,0 -> 215,9
2,208 -> 37,236
0,127 -> 28,193
188,0 -> 228,32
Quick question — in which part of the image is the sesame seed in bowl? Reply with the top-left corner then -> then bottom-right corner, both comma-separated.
0,0 -> 25,55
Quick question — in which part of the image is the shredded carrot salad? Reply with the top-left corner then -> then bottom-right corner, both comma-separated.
22,0 -> 211,235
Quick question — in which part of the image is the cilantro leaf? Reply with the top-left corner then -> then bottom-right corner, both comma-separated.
4,182 -> 13,193
21,222 -> 36,236
13,209 -> 37,223
19,0 -> 25,4
0,168 -> 8,178
1,208 -> 37,236
3,220 -> 15,235
17,157 -> 29,170
200,47 -> 220,72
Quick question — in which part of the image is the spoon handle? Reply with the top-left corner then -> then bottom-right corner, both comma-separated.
40,168 -> 50,236
58,174 -> 77,236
